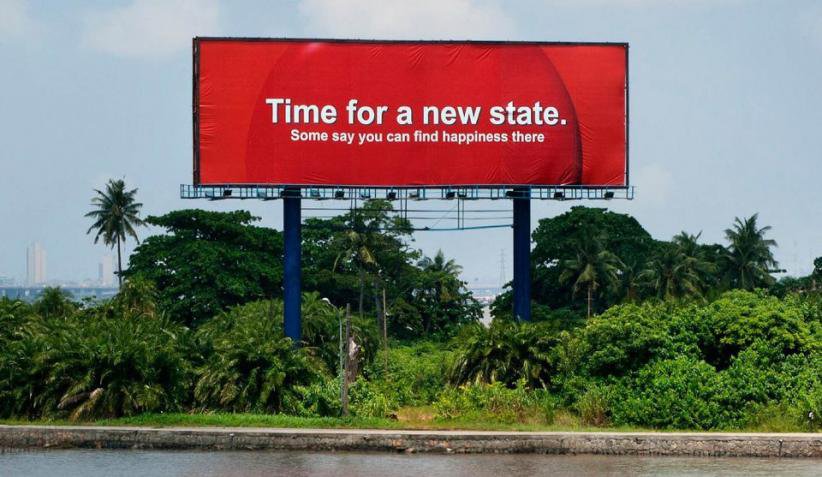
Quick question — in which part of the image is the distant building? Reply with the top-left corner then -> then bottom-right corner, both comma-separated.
26,242 -> 46,286
98,255 -> 115,287
0,276 -> 14,286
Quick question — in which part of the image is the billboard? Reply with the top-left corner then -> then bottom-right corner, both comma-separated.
194,38 -> 628,187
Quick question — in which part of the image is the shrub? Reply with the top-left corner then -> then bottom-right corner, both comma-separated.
449,321 -> 558,389
193,301 -> 324,413
575,385 -> 611,427
578,302 -> 686,377
363,341 -> 452,407
349,377 -> 398,418
0,298 -> 32,343
283,377 -> 342,417
693,290 -> 812,368
610,357 -> 725,430
0,312 -> 191,420
433,382 -> 555,424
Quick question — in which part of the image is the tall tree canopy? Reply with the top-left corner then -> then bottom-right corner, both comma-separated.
558,231 -> 623,318
124,209 -> 283,326
302,200 -> 479,338
723,214 -> 778,290
85,179 -> 145,286
641,232 -> 717,301
495,207 -> 658,319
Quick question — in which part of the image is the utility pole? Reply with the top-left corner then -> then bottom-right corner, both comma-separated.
342,303 -> 351,417
382,287 -> 388,373
338,303 -> 344,410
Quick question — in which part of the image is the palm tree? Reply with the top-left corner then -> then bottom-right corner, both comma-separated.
724,214 -> 778,290
641,244 -> 702,300
641,232 -> 717,300
559,233 -> 623,318
85,179 -> 145,287
419,249 -> 463,302
619,260 -> 643,303
333,229 -> 376,318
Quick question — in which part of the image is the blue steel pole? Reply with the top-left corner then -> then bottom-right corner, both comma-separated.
283,187 -> 302,344
512,188 -> 531,322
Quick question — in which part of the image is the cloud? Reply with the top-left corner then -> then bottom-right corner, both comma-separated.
297,0 -> 514,39
81,0 -> 221,58
0,0 -> 35,39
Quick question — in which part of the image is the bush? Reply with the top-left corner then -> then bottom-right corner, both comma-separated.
575,385 -> 611,427
283,377 -> 342,417
193,301 -> 325,413
363,341 -> 452,407
577,302 -> 687,377
0,312 -> 191,420
349,378 -> 398,418
449,321 -> 558,389
610,357 -> 725,430
693,290 -> 812,368
433,382 -> 555,424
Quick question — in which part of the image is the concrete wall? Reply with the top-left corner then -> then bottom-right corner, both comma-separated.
1,426 -> 821,457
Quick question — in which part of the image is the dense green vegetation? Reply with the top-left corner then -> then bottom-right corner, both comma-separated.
2,203 -> 820,432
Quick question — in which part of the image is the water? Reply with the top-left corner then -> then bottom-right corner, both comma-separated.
2,450 -> 821,477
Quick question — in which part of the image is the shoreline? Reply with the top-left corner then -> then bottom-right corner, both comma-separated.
1,425 -> 821,457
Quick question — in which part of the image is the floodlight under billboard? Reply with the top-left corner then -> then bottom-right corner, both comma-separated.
193,38 -> 628,188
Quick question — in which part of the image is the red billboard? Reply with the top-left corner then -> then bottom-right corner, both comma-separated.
194,38 -> 628,187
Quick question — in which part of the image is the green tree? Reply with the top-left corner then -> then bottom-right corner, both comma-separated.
33,287 -> 76,319
409,250 -> 481,336
641,232 -> 716,300
305,200 -> 414,316
123,209 -> 283,326
85,179 -> 145,286
559,232 -> 623,318
494,207 -> 656,319
724,214 -> 778,290
334,228 -> 377,318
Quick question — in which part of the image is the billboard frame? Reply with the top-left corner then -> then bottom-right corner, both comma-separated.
191,37 -> 630,192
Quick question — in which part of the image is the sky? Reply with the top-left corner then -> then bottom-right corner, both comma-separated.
0,0 -> 820,286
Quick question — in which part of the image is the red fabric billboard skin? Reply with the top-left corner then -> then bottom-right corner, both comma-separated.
196,39 -> 627,187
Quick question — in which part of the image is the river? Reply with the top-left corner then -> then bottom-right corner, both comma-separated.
2,450 -> 821,476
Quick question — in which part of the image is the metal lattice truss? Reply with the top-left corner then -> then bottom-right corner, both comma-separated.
181,184 -> 634,202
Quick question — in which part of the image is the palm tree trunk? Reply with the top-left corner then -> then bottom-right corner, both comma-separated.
374,280 -> 382,327
116,235 -> 123,287
358,266 -> 364,318
587,283 -> 592,318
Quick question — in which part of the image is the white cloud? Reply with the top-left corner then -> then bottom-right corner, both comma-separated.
81,0 -> 221,58
0,0 -> 34,39
297,0 -> 514,39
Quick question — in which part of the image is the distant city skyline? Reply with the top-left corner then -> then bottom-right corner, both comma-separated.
0,243 -> 119,287
98,254 -> 115,287
25,242 -> 46,286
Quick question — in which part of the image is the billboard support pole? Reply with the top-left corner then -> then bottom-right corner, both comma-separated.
283,187 -> 302,344
512,187 -> 531,322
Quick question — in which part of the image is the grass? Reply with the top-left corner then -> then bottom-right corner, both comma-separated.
0,407 -> 812,433
0,409 -> 652,433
